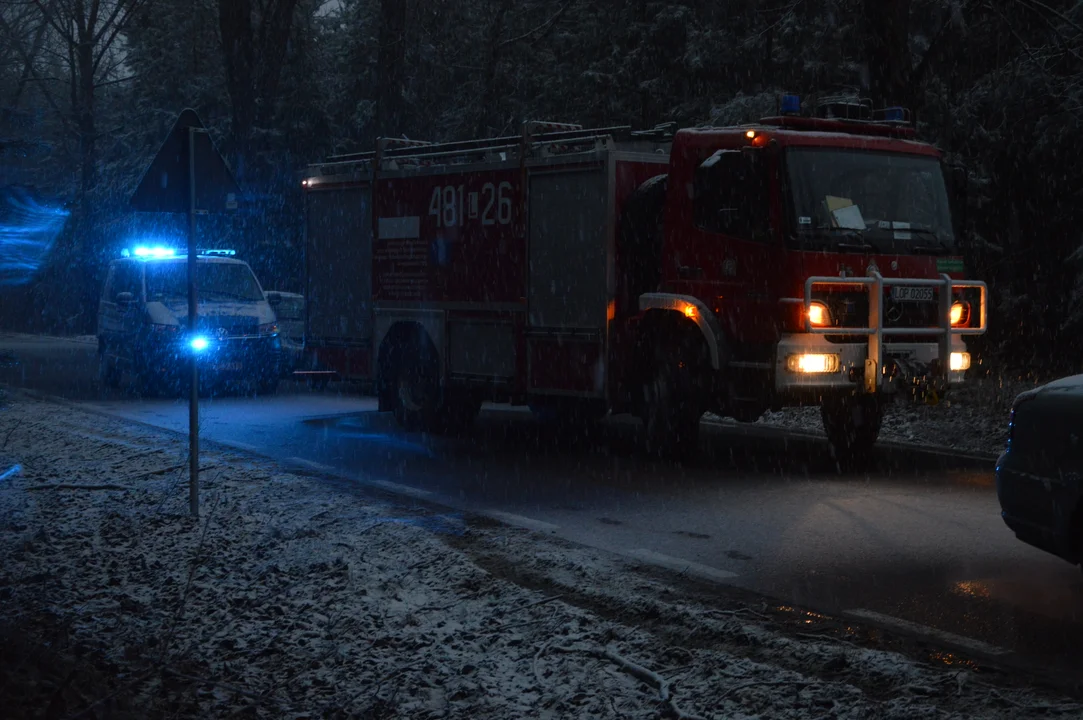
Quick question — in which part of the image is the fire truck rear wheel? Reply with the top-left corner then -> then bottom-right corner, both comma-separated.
821,394 -> 883,461
391,347 -> 441,432
642,339 -> 704,461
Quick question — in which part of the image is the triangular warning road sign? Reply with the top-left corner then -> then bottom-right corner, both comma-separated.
129,108 -> 241,214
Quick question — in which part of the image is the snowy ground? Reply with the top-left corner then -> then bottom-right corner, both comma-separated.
0,392 -> 1078,719
710,375 -> 1037,459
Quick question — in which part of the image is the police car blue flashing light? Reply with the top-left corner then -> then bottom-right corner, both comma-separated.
189,336 -> 210,352
132,245 -> 177,258
120,247 -> 237,260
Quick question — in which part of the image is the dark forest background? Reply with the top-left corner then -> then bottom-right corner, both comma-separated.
0,0 -> 1080,378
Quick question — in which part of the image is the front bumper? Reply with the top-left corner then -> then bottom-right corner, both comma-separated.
147,334 -> 282,379
774,333 -> 967,397
995,449 -> 1078,563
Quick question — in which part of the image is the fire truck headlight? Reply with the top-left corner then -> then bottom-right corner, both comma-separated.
786,353 -> 840,374
950,352 -> 971,372
949,301 -> 969,327
807,302 -> 831,327
189,336 -> 210,353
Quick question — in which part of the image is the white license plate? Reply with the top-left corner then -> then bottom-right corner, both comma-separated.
891,286 -> 935,302
212,362 -> 243,372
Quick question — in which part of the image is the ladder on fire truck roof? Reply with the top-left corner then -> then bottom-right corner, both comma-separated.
311,120 -> 675,175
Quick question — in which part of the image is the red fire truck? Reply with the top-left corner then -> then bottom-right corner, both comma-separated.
301,94 -> 987,459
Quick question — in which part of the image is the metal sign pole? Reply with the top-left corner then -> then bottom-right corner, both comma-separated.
187,126 -> 200,518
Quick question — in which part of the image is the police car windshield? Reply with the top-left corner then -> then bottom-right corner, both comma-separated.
785,148 -> 955,254
145,260 -> 265,302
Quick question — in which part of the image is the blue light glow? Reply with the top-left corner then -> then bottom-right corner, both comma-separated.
883,107 -> 907,122
0,463 -> 21,482
0,189 -> 69,286
189,336 -> 210,352
132,245 -> 177,258
781,94 -> 801,115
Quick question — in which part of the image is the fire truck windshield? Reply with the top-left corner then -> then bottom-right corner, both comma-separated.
784,148 -> 955,255
146,260 -> 265,303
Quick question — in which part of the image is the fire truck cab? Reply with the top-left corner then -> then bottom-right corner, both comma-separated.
301,95 -> 986,459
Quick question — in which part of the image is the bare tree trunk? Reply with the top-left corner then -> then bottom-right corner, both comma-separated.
862,0 -> 912,107
218,0 -> 300,173
475,0 -> 513,137
219,0 -> 256,163
374,0 -> 407,139
11,13 -> 50,108
77,22 -> 97,213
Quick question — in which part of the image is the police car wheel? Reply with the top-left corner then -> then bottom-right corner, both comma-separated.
256,374 -> 279,396
135,354 -> 169,397
98,351 -> 120,389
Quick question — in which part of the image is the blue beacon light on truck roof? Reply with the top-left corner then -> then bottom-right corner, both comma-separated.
780,94 -> 801,115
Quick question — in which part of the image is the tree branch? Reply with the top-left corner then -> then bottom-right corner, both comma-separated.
33,0 -> 75,44
1015,0 -> 1083,38
498,2 -> 570,48
0,8 -> 72,130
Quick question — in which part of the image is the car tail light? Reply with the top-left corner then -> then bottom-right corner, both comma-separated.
258,322 -> 279,336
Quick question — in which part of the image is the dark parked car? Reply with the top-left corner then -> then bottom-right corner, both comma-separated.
996,375 -> 1083,567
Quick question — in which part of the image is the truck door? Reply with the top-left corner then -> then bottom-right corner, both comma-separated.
305,186 -> 373,365
680,148 -> 780,350
527,165 -> 609,398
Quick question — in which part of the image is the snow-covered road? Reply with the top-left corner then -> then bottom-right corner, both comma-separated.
3,333 -> 1083,698
1,394 -> 1078,719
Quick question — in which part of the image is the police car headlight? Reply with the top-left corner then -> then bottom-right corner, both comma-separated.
189,336 -> 210,352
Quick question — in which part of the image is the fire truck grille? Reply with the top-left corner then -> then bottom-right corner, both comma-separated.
815,291 -> 941,344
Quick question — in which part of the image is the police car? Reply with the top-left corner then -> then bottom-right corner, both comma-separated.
97,246 -> 282,396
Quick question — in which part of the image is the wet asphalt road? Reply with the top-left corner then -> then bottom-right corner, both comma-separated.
3,332 -> 1083,685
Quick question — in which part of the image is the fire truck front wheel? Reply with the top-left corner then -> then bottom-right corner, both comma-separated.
821,394 -> 884,461
642,338 -> 705,461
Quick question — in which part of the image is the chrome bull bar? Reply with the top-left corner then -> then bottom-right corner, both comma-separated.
803,273 -> 988,394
